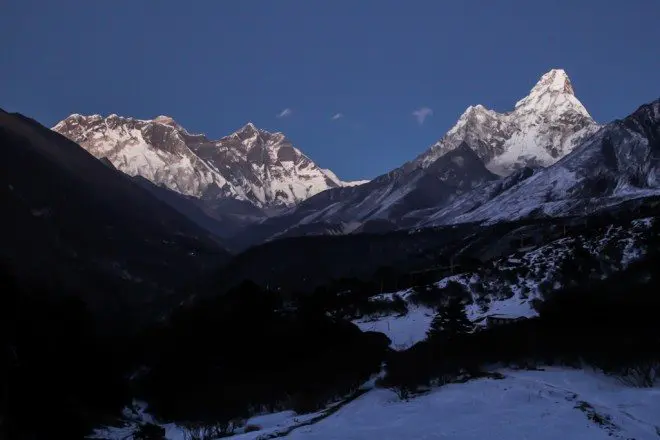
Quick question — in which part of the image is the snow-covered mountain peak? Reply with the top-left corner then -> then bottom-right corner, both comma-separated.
152,115 -> 179,127
224,123 -> 292,159
457,104 -> 487,120
234,121 -> 259,136
228,123 -> 262,147
513,69 -> 591,120
522,69 -> 574,99
448,105 -> 498,136
230,122 -> 287,142
413,69 -> 598,176
52,113 -> 103,130
56,113 -> 186,132
418,98 -> 660,227
52,113 -> 358,208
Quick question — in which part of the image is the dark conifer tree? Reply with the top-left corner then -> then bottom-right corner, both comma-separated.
426,297 -> 473,341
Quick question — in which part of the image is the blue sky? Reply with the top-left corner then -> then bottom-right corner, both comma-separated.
2,0 -> 658,180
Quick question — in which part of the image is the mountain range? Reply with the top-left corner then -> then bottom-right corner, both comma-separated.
49,69 -> 660,251
226,70 -> 656,248
53,115 -> 366,210
49,69 -> 620,248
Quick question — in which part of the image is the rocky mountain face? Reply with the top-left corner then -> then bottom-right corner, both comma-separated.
0,109 -> 229,330
232,143 -> 497,248
418,98 -> 660,227
407,166 -> 543,228
413,69 -> 599,176
52,116 -> 359,209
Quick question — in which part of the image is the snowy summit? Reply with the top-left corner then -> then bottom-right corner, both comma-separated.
53,115 -> 365,208
415,68 -> 599,176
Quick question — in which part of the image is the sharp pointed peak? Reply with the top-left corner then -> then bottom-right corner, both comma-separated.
459,104 -> 490,118
229,122 -> 268,142
528,68 -> 575,97
234,122 -> 285,138
235,121 -> 263,134
513,68 -> 592,119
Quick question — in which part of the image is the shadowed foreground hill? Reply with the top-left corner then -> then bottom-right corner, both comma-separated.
0,109 -> 230,330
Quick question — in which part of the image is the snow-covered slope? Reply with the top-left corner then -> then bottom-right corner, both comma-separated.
52,116 -> 357,208
263,368 -> 660,440
283,368 -> 660,440
414,69 -> 599,176
353,291 -> 434,350
95,368 -> 660,440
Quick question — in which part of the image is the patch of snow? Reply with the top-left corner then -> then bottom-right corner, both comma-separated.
341,179 -> 371,187
467,293 -> 538,324
353,304 -> 435,350
319,168 -> 343,186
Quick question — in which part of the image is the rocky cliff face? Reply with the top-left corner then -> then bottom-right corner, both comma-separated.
53,69 -> 653,250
